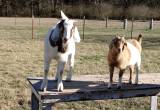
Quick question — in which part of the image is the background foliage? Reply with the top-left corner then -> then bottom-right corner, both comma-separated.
0,0 -> 160,19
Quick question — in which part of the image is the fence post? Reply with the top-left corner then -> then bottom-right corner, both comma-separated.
39,16 -> 40,26
31,0 -> 34,39
15,15 -> 17,26
149,19 -> 153,30
83,16 -> 85,40
32,15 -> 34,39
123,19 -> 127,29
150,96 -> 157,110
106,17 -> 108,28
14,14 -> 17,35
131,18 -> 134,39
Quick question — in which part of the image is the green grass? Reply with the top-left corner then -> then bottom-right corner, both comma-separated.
0,17 -> 160,110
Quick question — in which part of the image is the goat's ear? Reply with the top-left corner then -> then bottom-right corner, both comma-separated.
124,42 -> 127,46
73,26 -> 80,43
121,36 -> 125,40
61,10 -> 69,20
122,42 -> 127,51
109,43 -> 113,49
109,38 -> 115,49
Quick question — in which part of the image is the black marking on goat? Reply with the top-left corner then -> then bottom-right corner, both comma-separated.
49,20 -> 67,53
49,29 -> 58,47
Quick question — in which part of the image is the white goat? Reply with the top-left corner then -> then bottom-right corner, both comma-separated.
41,11 -> 80,92
107,34 -> 142,89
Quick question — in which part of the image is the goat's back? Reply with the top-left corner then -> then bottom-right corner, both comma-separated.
128,34 -> 142,53
127,39 -> 142,53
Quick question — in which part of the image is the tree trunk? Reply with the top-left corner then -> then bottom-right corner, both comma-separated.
53,0 -> 58,12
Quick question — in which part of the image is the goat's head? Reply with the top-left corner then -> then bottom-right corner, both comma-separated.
110,36 -> 127,53
57,11 -> 80,53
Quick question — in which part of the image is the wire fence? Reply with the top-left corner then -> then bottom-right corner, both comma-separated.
0,17 -> 160,40
0,17 -> 160,110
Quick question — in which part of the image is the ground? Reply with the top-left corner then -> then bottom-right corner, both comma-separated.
0,17 -> 160,110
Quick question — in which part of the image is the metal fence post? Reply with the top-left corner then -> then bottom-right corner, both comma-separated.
149,19 -> 153,30
106,17 -> 108,28
123,19 -> 127,29
83,16 -> 85,40
131,18 -> 134,39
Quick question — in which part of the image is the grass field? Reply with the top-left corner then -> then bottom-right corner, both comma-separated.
0,17 -> 160,110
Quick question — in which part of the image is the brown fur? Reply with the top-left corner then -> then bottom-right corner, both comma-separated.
108,36 -> 131,69
107,34 -> 142,87
57,20 -> 68,53
57,20 -> 75,53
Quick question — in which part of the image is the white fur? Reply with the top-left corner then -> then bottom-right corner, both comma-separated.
117,42 -> 141,87
127,42 -> 141,84
127,42 -> 141,66
41,11 -> 80,92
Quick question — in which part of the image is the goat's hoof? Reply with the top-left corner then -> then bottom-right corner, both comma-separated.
135,83 -> 138,85
108,84 -> 112,89
57,88 -> 63,92
41,84 -> 45,91
43,88 -> 47,92
55,77 -> 58,81
57,82 -> 64,92
117,85 -> 122,89
65,78 -> 71,82
66,75 -> 72,82
129,81 -> 132,84
40,87 -> 47,92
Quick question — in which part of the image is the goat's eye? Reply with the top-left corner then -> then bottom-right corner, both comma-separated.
63,38 -> 67,43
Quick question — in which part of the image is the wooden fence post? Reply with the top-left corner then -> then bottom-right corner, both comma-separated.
123,19 -> 127,29
131,18 -> 134,39
106,17 -> 108,28
32,15 -> 34,39
83,16 -> 85,40
15,15 -> 17,26
149,19 -> 153,30
31,0 -> 34,39
39,16 -> 40,26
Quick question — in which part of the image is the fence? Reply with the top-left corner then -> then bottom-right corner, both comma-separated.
0,17 -> 160,40
0,17 -> 160,110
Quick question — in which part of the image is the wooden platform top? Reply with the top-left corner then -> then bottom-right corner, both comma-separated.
27,75 -> 160,104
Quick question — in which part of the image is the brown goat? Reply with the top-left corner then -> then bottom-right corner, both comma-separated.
107,34 -> 142,88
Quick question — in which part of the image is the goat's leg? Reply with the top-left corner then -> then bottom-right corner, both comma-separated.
135,63 -> 140,84
117,69 -> 125,89
129,65 -> 134,84
41,57 -> 51,92
108,66 -> 114,89
66,54 -> 74,81
57,61 -> 65,92
55,66 -> 58,81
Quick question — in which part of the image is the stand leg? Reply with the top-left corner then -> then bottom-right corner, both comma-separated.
31,93 -> 39,110
150,96 -> 158,110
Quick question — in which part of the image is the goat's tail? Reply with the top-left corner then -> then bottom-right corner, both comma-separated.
137,34 -> 142,44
